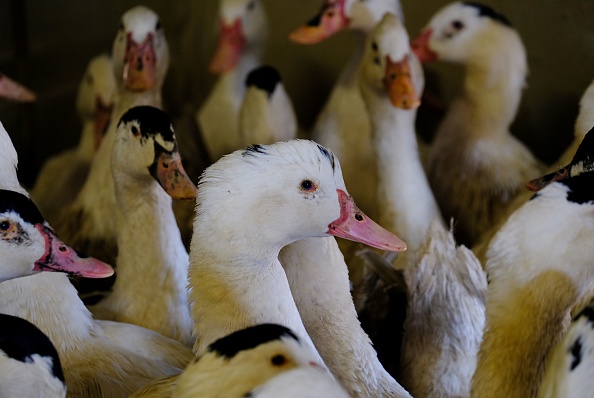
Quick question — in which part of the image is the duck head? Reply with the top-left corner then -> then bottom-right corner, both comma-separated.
209,0 -> 268,74
112,106 -> 197,200
290,0 -> 402,44
112,6 -> 169,92
360,13 -> 422,110
0,190 -> 114,282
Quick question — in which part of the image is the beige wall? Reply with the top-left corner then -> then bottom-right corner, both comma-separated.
0,0 -> 592,186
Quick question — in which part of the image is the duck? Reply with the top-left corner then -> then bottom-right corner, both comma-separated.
89,106 -> 196,346
470,126 -> 594,398
173,324 -> 330,398
197,0 -> 268,162
53,5 -> 169,269
189,140 -> 406,358
411,1 -> 544,247
0,314 -> 66,398
539,299 -> 594,398
239,65 -> 298,147
289,0 -> 404,218
31,54 -> 116,225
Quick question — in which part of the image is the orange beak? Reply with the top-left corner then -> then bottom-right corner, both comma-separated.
93,96 -> 113,151
289,0 -> 350,44
410,29 -> 437,63
151,150 -> 197,200
123,33 -> 157,91
209,18 -> 246,74
382,55 -> 420,110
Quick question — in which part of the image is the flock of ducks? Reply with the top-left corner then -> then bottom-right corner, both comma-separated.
1,1 -> 594,397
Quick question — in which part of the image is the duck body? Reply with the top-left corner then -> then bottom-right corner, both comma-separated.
412,1 -> 544,246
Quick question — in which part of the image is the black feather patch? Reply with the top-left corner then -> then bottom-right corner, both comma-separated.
317,144 -> 335,171
463,2 -> 512,26
246,66 -> 281,98
0,190 -> 44,225
118,105 -> 175,143
574,305 -> 594,328
570,336 -> 583,371
208,324 -> 299,359
242,144 -> 268,157
0,314 -> 65,382
561,171 -> 594,204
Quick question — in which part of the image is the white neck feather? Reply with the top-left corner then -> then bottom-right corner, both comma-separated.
76,119 -> 97,161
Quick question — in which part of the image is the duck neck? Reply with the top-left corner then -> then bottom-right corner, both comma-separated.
280,237 -> 411,398
76,118 -> 96,160
0,273 -> 94,354
339,31 -> 367,89
365,89 -> 442,256
471,270 -> 577,398
188,223 -> 321,363
107,173 -> 191,341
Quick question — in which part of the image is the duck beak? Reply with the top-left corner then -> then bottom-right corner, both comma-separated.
93,96 -> 113,151
209,18 -> 246,74
383,55 -> 420,109
289,0 -> 350,44
526,168 -> 570,192
151,150 -> 198,200
0,72 -> 36,102
123,33 -> 157,91
411,29 -> 437,63
327,189 -> 407,252
32,225 -> 114,278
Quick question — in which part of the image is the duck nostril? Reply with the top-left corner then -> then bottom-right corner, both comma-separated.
162,162 -> 170,169
58,245 -> 68,253
355,213 -> 363,221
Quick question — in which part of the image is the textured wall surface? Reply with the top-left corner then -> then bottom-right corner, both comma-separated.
0,0 -> 592,186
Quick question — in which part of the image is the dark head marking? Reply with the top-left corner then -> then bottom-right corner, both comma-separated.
560,168 -> 594,204
0,190 -> 44,225
242,144 -> 268,157
571,126 -> 594,165
306,1 -> 329,27
118,106 -> 175,143
0,314 -> 65,382
574,304 -> 594,328
208,324 -> 299,359
317,144 -> 335,171
569,335 -> 583,371
463,2 -> 512,27
246,66 -> 281,98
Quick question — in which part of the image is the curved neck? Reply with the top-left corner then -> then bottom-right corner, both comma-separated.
471,271 -> 577,398
280,237 -> 411,398
76,119 -> 96,160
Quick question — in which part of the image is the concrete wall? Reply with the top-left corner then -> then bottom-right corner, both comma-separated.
0,0 -> 592,186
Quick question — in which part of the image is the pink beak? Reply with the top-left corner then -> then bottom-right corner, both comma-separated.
327,190 -> 407,252
32,225 -> 114,278
0,72 -> 36,102
123,33 -> 157,91
411,29 -> 437,63
209,18 -> 246,74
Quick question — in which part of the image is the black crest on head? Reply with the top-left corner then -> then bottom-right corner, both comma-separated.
118,106 -> 175,143
463,2 -> 512,26
242,144 -> 268,157
571,126 -> 594,166
318,144 -> 335,171
246,66 -> 281,98
0,190 -> 44,225
0,314 -> 65,382
208,324 -> 299,359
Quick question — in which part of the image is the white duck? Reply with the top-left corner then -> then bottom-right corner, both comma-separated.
174,324 -> 328,398
239,65 -> 297,147
411,1 -> 544,246
539,299 -> 594,398
54,5 -> 169,268
0,314 -> 66,398
31,54 -> 116,225
354,15 -> 487,396
89,106 -> 196,346
290,0 -> 403,217
470,128 -> 594,398
197,0 -> 268,162
189,140 -> 405,356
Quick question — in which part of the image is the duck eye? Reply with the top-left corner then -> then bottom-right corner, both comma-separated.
371,42 -> 378,51
300,180 -> 316,192
247,0 -> 256,10
118,22 -> 124,31
452,20 -> 464,30
156,20 -> 162,30
0,221 -> 11,231
85,74 -> 94,85
271,354 -> 287,366
131,126 -> 140,137
373,56 -> 380,65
